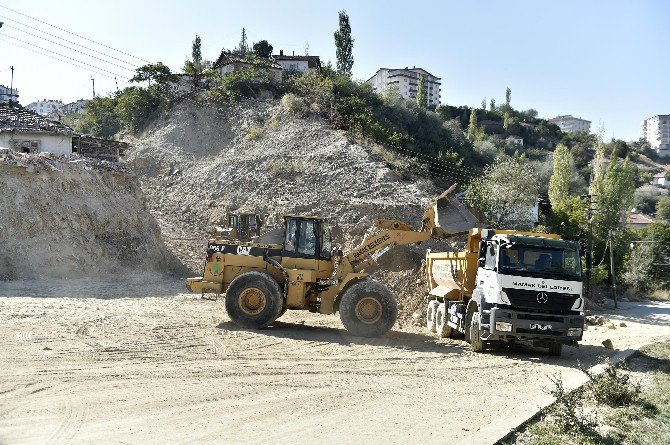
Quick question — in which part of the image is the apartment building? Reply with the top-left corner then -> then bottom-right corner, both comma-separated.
366,67 -> 441,107
547,115 -> 591,133
26,99 -> 64,116
641,115 -> 670,157
0,85 -> 19,104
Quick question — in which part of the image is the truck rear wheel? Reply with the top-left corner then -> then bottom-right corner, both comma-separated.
225,272 -> 283,329
426,300 -> 439,333
339,280 -> 397,338
435,303 -> 453,338
469,311 -> 485,352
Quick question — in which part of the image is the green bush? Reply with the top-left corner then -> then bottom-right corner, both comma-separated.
115,86 -> 161,133
280,93 -> 305,115
582,359 -> 641,407
76,96 -> 121,138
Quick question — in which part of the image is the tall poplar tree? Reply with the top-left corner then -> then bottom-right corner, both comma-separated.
416,74 -> 428,109
334,10 -> 354,77
467,108 -> 478,141
548,144 -> 574,209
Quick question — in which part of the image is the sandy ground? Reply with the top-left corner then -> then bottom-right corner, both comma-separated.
1,280 -> 669,445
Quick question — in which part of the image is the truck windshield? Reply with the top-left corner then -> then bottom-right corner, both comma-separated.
500,245 -> 581,280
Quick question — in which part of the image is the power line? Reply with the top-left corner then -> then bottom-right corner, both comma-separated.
0,3 -> 149,63
0,25 -> 136,72
0,33 -> 124,78
0,36 -> 118,80
0,19 -> 138,70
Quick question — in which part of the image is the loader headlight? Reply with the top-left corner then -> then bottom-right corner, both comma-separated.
495,321 -> 513,332
567,328 -> 582,337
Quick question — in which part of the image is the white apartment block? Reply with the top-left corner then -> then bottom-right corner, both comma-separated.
641,115 -> 670,157
26,99 -> 64,116
366,67 -> 441,107
548,115 -> 591,133
0,85 -> 19,104
62,99 -> 88,114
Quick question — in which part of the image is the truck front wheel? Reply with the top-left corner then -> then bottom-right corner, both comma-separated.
469,311 -> 485,352
225,272 -> 283,329
548,342 -> 562,356
339,280 -> 397,338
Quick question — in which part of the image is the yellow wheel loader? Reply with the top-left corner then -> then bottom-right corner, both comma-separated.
186,185 -> 479,337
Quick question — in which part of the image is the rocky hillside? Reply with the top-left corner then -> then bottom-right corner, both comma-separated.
125,98 -> 449,273
0,150 -> 184,280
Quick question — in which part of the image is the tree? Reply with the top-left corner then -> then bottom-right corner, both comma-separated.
656,196 -> 670,222
481,98 -> 486,109
76,96 -> 120,138
466,158 -> 540,230
115,87 -> 160,133
252,40 -> 273,59
334,10 -> 354,77
505,87 -> 511,108
237,28 -> 249,54
183,35 -> 204,90
416,74 -> 427,109
130,63 -> 178,96
467,108 -> 478,141
503,111 -> 511,131
489,98 -> 496,111
548,144 -> 574,209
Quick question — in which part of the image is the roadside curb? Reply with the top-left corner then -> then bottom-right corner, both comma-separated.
454,340 -> 660,445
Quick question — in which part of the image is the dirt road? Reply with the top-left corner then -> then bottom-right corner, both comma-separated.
1,280 -> 669,444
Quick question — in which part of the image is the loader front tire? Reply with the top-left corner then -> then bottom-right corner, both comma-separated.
339,280 -> 397,338
225,272 -> 283,329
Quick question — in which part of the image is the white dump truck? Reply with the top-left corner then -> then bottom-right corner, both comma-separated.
425,228 -> 584,356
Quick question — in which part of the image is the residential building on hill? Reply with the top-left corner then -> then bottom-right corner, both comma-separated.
212,51 -> 283,84
641,115 -> 670,158
26,99 -> 64,116
547,115 -> 591,133
366,67 -> 441,107
0,85 -> 19,104
272,50 -> 321,73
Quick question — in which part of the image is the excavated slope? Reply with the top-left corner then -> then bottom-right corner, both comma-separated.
0,152 -> 183,280
126,98 -> 444,273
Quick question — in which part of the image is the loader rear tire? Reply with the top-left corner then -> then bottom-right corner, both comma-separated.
435,303 -> 453,338
225,272 -> 283,329
339,280 -> 397,338
426,300 -> 439,333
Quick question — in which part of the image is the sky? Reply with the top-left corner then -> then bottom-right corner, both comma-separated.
0,0 -> 668,141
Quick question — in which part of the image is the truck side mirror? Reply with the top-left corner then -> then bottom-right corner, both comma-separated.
478,258 -> 485,267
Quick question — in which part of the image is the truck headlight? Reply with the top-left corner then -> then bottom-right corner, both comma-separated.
495,321 -> 513,332
499,290 -> 510,304
567,328 -> 582,337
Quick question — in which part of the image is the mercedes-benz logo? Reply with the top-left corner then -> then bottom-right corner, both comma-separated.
537,292 -> 549,304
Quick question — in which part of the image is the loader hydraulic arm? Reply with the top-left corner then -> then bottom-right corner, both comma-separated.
333,220 -> 431,280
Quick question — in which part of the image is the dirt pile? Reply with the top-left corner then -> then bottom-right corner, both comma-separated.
0,149 -> 184,280
125,98 -> 442,273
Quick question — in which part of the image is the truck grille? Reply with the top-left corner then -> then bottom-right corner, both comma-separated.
503,288 -> 580,314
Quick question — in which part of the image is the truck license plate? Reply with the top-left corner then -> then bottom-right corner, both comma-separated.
530,323 -> 552,331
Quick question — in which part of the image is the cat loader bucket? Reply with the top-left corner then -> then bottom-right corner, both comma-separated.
422,184 -> 480,239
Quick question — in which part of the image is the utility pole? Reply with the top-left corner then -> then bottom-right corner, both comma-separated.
91,77 -> 96,98
610,230 -> 619,309
9,65 -> 14,107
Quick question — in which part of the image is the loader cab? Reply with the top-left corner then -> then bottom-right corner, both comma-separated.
282,216 -> 332,260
